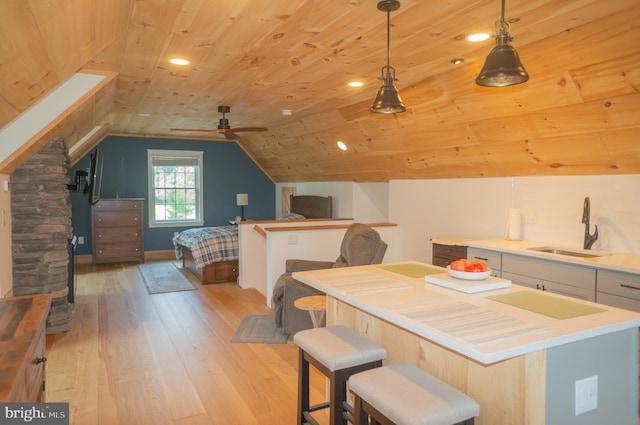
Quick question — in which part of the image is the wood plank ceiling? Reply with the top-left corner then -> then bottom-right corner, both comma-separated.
0,0 -> 638,181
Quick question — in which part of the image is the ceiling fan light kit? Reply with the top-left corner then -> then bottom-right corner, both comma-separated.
370,0 -> 406,114
476,0 -> 529,87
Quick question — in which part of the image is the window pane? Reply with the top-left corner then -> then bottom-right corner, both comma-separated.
148,150 -> 203,226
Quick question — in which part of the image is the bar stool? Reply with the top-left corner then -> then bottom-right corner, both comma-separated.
349,363 -> 480,425
293,325 -> 387,425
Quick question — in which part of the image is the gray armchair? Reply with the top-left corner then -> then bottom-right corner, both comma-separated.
272,223 -> 388,336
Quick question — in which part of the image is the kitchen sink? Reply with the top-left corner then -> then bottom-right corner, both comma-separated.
526,246 -> 605,258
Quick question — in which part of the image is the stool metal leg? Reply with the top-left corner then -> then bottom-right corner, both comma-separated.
298,348 -> 310,425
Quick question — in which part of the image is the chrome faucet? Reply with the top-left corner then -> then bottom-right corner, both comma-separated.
582,197 -> 598,250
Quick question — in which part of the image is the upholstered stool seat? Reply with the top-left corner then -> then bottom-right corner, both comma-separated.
349,363 -> 480,425
293,325 -> 387,425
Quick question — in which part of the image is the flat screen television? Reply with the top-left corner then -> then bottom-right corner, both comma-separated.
86,148 -> 103,205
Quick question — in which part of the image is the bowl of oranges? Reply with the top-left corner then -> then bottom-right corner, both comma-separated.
446,259 -> 491,280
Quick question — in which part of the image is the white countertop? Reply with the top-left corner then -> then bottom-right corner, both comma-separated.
293,261 -> 640,365
447,238 -> 640,275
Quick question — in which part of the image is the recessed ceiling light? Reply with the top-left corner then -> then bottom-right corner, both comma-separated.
348,81 -> 364,87
282,109 -> 292,116
450,58 -> 464,65
337,141 -> 347,151
170,58 -> 189,65
467,33 -> 490,42
137,113 -> 151,117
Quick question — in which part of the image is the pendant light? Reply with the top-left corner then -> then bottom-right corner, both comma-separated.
476,0 -> 529,87
370,0 -> 406,114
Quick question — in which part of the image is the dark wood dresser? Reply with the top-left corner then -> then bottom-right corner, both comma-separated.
92,198 -> 144,264
431,238 -> 468,267
0,294 -> 51,402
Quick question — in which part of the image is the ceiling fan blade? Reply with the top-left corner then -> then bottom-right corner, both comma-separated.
170,128 -> 221,132
219,126 -> 269,133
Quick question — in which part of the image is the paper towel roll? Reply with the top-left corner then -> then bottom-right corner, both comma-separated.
506,208 -> 522,240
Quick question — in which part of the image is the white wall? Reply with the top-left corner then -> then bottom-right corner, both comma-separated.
389,175 -> 640,264
0,174 -> 12,297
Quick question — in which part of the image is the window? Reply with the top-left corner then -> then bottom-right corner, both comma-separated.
148,149 -> 203,227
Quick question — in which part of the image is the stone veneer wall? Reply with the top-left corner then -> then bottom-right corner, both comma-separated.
11,137 -> 72,334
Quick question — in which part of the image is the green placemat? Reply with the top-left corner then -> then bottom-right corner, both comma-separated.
487,291 -> 607,320
378,263 -> 443,278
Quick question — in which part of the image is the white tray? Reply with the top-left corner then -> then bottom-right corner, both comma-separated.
425,273 -> 511,294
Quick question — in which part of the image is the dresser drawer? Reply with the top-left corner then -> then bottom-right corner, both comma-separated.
94,211 -> 142,227
95,227 -> 143,243
94,243 -> 143,262
94,199 -> 143,212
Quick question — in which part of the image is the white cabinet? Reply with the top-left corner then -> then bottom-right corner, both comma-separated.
501,253 -> 596,301
597,269 -> 640,313
467,247 -> 502,277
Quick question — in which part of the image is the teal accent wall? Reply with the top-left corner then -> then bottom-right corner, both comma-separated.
71,136 -> 275,255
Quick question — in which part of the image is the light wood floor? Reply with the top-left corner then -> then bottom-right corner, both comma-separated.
45,261 -> 329,425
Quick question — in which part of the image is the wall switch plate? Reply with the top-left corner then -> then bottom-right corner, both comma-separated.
575,375 -> 598,415
288,234 -> 298,245
3,180 -> 8,192
78,236 -> 85,245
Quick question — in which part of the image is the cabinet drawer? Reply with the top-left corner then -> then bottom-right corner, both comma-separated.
24,324 -> 46,402
597,292 -> 640,313
95,227 -> 143,243
502,253 -> 595,291
467,248 -> 502,271
597,269 -> 640,301
215,260 -> 239,281
94,211 -> 142,227
433,243 -> 467,261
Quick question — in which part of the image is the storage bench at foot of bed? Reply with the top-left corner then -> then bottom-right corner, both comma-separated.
181,247 -> 239,284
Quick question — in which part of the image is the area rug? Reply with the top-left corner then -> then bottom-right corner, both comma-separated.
231,315 -> 288,344
138,262 -> 198,294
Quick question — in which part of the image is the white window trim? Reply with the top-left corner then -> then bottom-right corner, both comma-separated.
147,149 -> 204,228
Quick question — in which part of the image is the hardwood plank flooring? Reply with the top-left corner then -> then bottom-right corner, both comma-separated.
45,261 -> 330,424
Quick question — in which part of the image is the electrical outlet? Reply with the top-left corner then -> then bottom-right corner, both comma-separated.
78,236 -> 85,245
575,375 -> 598,415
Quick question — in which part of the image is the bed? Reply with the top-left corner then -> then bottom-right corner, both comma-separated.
173,195 -> 333,284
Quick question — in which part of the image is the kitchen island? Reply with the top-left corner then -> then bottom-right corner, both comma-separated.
293,261 -> 640,425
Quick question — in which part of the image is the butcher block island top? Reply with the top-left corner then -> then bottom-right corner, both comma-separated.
293,261 -> 640,365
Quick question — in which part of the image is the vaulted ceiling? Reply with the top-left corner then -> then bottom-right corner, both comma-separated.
0,0 -> 639,182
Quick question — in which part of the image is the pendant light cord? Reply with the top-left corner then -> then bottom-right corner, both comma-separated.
386,9 -> 391,70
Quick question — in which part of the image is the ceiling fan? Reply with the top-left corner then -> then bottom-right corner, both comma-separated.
170,105 -> 268,138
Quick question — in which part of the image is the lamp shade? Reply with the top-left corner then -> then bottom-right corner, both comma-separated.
476,35 -> 529,87
236,193 -> 248,206
370,77 -> 406,114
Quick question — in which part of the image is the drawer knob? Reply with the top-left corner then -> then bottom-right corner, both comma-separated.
35,357 -> 47,365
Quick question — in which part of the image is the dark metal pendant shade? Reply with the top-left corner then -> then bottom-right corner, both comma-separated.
476,34 -> 529,87
370,68 -> 406,114
371,0 -> 406,114
476,0 -> 529,87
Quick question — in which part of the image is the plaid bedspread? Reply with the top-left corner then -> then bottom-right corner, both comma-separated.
173,226 -> 239,269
